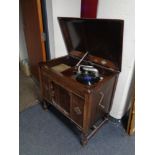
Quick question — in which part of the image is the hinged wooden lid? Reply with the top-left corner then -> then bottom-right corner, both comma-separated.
58,17 -> 124,71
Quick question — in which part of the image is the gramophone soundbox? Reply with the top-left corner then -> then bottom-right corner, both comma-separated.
39,17 -> 124,145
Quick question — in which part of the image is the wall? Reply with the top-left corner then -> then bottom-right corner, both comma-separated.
45,0 -> 55,58
19,4 -> 28,61
97,0 -> 135,119
46,0 -> 81,58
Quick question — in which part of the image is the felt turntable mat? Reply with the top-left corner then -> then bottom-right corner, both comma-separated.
51,63 -> 71,72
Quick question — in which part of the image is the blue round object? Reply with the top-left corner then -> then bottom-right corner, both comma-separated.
83,75 -> 92,81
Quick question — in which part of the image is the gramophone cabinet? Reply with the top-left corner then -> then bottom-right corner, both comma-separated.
39,17 -> 124,145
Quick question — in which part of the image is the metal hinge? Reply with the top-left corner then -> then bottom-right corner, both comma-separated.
41,32 -> 46,42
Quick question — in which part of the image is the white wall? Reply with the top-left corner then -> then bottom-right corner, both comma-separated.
19,4 -> 28,61
97,0 -> 135,119
48,0 -> 81,58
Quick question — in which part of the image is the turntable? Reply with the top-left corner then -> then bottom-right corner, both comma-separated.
39,17 -> 124,145
74,52 -> 103,85
76,64 -> 101,85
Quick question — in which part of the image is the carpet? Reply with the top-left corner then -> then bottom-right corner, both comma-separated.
20,104 -> 135,155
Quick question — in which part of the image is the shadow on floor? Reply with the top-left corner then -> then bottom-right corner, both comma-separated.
19,71 -> 40,112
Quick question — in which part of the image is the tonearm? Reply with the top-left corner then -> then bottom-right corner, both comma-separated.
74,51 -> 99,77
75,51 -> 89,68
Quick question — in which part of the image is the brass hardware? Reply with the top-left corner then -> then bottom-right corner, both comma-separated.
99,104 -> 105,110
74,107 -> 82,115
41,32 -> 46,41
98,92 -> 105,110
101,60 -> 107,65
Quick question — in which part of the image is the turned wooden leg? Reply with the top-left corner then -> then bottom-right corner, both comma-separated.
42,100 -> 49,111
80,133 -> 88,146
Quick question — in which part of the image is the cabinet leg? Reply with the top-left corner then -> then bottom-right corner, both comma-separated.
80,133 -> 88,146
42,100 -> 49,111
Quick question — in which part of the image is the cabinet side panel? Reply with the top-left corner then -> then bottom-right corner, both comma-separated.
90,76 -> 116,127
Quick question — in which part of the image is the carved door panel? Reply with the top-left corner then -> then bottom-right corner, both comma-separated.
71,94 -> 84,127
50,82 -> 70,113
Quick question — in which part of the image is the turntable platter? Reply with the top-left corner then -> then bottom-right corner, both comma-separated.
76,73 -> 100,85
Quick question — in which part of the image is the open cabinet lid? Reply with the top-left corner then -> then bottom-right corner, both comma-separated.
58,17 -> 124,71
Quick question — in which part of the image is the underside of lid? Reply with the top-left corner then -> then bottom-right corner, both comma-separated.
58,17 -> 124,71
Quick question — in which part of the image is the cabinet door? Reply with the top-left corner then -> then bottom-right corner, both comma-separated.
71,94 -> 84,127
50,82 -> 70,114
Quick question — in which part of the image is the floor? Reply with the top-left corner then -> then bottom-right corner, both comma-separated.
19,71 -> 40,112
20,104 -> 135,155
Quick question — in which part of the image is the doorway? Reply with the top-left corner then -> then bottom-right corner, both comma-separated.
20,0 -> 50,80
